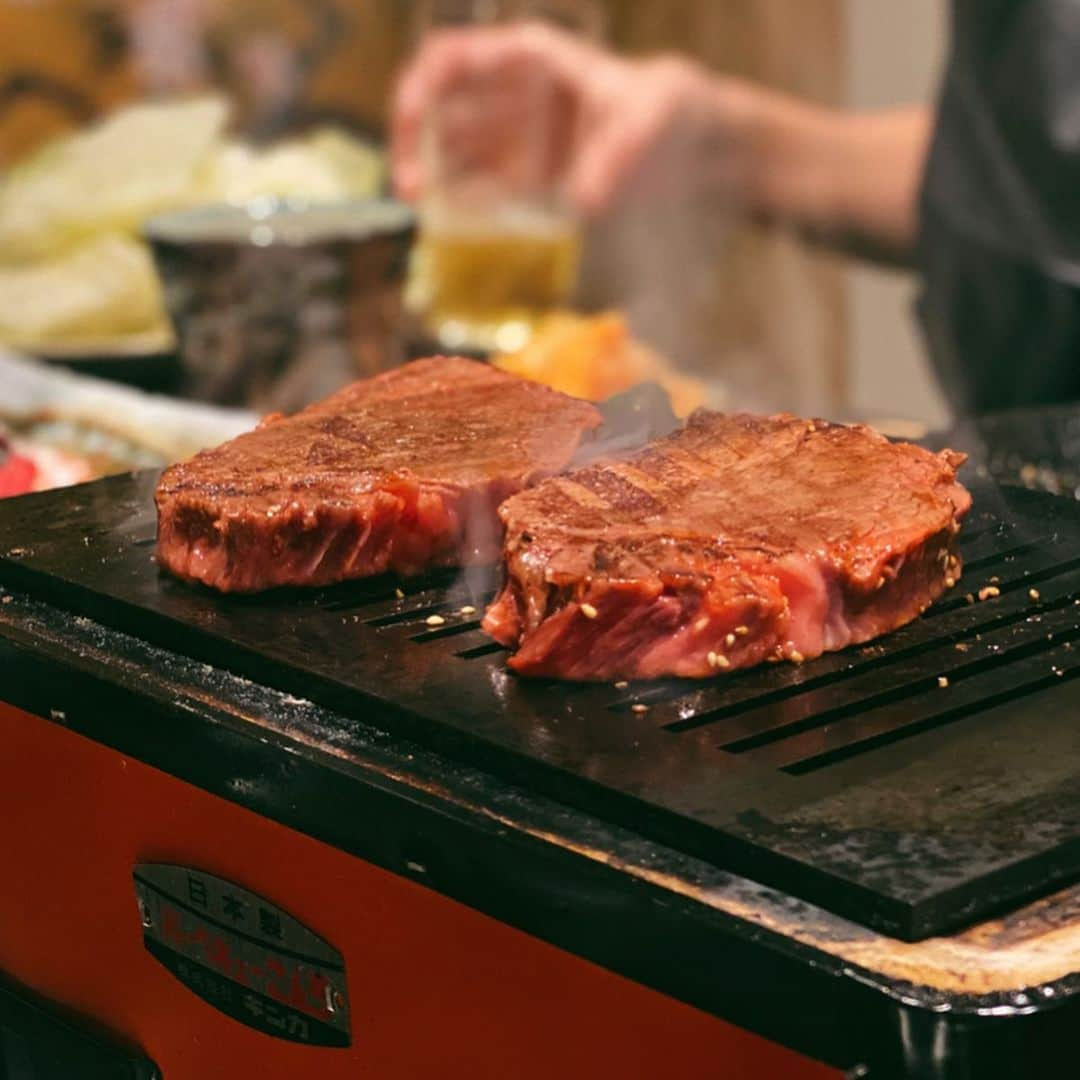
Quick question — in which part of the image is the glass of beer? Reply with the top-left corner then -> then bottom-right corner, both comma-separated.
410,0 -> 603,353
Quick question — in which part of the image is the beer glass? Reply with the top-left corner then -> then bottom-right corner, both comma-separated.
410,0 -> 604,353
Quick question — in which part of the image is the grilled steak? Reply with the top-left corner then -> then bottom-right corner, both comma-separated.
483,412 -> 971,680
156,357 -> 602,592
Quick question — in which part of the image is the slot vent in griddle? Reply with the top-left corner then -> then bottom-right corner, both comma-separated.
1,472 -> 1077,941
655,574 -> 1080,735
588,528 -> 1080,776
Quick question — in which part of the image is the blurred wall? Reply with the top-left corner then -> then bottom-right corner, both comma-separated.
0,0 -> 406,163
846,0 -> 949,429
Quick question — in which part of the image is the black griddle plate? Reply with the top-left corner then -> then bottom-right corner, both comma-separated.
0,471 -> 1078,940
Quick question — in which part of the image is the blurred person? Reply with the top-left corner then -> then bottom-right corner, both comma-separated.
393,10 -> 1080,416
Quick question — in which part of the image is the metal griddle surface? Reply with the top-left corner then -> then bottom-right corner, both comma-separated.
0,471 -> 1077,940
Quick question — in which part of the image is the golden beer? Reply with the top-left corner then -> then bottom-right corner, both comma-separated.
417,208 -> 581,352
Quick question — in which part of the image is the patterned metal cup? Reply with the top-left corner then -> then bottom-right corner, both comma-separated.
145,199 -> 415,412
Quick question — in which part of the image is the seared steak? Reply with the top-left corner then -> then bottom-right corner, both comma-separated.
156,357 -> 602,592
483,412 -> 971,680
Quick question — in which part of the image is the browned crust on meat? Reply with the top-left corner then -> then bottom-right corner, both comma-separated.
484,412 -> 971,680
156,357 -> 602,592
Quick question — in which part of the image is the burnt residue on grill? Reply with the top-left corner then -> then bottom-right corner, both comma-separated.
0,470 -> 1077,940
927,402 -> 1080,499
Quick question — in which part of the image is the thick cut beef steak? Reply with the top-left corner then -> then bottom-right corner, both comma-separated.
483,411 -> 971,680
156,357 -> 602,592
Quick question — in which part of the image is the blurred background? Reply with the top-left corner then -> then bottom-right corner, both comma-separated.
0,0 -> 951,498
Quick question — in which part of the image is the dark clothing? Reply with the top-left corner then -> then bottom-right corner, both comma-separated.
918,0 -> 1080,413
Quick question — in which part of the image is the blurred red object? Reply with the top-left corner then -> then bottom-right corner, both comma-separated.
0,429 -> 94,498
0,445 -> 37,498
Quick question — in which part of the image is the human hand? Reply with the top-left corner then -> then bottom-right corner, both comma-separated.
392,21 -> 756,216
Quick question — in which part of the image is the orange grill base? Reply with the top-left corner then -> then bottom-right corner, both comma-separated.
0,703 -> 837,1079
